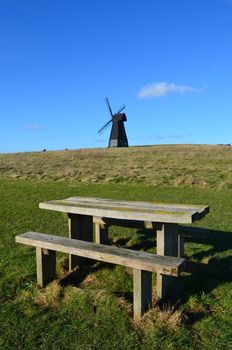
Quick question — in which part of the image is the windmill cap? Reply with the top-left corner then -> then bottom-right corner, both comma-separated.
113,113 -> 127,122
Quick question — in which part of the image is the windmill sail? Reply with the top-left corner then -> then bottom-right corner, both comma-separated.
98,118 -> 112,134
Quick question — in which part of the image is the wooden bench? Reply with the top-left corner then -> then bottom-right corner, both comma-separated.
15,231 -> 185,320
39,196 -> 209,300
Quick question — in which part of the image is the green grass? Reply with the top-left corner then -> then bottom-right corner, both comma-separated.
0,177 -> 232,349
0,144 -> 232,189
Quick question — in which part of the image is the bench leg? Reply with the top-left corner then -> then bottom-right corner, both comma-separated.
133,269 -> 152,320
36,247 -> 56,287
95,223 -> 109,244
178,235 -> 184,258
156,223 -> 178,300
68,214 -> 93,270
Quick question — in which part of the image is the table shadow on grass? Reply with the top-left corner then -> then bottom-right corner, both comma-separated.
182,228 -> 232,296
173,228 -> 232,325
127,227 -> 232,323
187,228 -> 232,259
59,260 -> 115,287
57,227 -> 231,326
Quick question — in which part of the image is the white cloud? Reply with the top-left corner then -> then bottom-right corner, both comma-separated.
138,82 -> 206,98
26,124 -> 44,130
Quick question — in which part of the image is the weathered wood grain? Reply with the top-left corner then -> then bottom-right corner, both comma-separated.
15,232 -> 184,276
39,196 -> 209,224
36,247 -> 56,287
93,217 -> 210,239
64,196 -> 209,213
94,222 -> 109,244
156,224 -> 179,299
133,269 -> 152,320
68,214 -> 93,269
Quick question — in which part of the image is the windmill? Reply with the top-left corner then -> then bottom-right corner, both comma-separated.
98,98 -> 129,148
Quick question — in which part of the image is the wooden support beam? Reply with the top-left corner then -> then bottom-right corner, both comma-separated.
156,223 -> 178,300
178,235 -> 184,258
68,214 -> 93,270
95,222 -> 109,244
36,247 -> 56,287
133,269 -> 152,320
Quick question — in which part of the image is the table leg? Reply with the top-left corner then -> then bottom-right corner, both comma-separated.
133,269 -> 152,320
95,222 -> 109,244
68,214 -> 93,270
178,235 -> 184,258
36,247 -> 56,287
156,223 -> 178,300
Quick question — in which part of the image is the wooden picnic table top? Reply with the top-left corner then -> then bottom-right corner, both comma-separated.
39,196 -> 209,224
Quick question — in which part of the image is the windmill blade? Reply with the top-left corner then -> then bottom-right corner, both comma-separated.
105,97 -> 114,118
98,121 -> 111,135
98,118 -> 112,134
116,104 -> 126,114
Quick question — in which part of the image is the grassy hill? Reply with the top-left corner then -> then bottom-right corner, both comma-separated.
0,145 -> 231,349
1,144 -> 232,189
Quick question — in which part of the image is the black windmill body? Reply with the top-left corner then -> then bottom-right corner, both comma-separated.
98,98 -> 129,148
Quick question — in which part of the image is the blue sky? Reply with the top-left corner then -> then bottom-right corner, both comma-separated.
0,0 -> 232,153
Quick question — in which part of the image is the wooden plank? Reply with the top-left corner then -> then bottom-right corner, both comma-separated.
93,218 -> 210,246
42,196 -> 209,215
178,226 -> 210,238
64,196 -> 209,214
68,214 -> 93,269
16,232 -> 184,276
93,218 -> 210,240
156,224 -> 179,300
93,217 -> 155,230
36,247 -> 56,287
133,269 -> 152,320
39,200 -> 204,224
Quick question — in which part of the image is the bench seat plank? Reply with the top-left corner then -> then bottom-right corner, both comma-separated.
15,232 -> 184,276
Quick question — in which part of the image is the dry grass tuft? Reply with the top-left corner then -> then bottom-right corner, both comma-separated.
57,256 -> 69,276
134,304 -> 184,337
172,175 -> 208,188
33,281 -> 63,308
89,288 -> 111,302
61,286 -> 84,305
115,295 -> 133,317
80,274 -> 101,287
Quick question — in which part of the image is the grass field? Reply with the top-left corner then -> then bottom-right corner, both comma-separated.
1,144 -> 232,189
0,145 -> 232,349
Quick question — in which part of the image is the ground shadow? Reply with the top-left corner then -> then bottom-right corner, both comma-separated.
186,228 -> 232,259
59,226 -> 231,324
128,226 -> 232,323
113,228 -> 156,251
59,260 -> 115,287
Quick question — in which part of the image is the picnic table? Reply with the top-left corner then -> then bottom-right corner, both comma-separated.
39,196 -> 209,299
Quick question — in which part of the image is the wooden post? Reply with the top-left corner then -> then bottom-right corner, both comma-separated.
95,223 -> 109,244
133,269 -> 152,320
36,247 -> 56,287
68,214 -> 93,270
178,235 -> 184,258
156,223 -> 178,300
